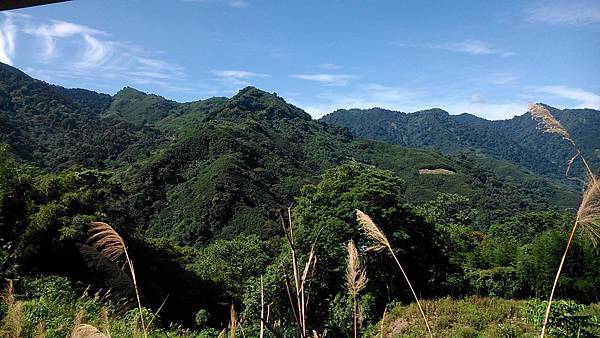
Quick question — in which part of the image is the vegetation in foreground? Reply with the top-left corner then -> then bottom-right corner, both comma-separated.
371,297 -> 600,338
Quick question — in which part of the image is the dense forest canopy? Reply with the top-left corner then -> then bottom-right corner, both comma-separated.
321,106 -> 600,184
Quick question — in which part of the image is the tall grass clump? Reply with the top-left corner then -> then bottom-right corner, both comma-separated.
281,207 -> 318,338
1,280 -> 23,338
345,240 -> 368,338
88,221 -> 147,338
70,323 -> 108,338
356,209 -> 433,338
529,103 -> 600,338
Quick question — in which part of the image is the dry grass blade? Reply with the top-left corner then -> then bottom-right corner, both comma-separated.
89,222 -> 126,261
88,222 -> 147,338
529,103 -> 595,181
536,101 -> 599,337
70,324 -> 108,338
577,176 -> 600,245
2,279 -> 14,305
260,276 -> 265,338
229,304 -> 238,338
346,240 -> 368,338
346,240 -> 368,297
35,321 -> 46,338
300,249 -> 316,289
2,280 -> 23,338
529,103 -> 573,141
380,307 -> 387,338
100,308 -> 111,338
356,209 -> 389,251
356,209 -> 433,338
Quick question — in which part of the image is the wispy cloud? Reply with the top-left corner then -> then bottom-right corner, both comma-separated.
183,0 -> 249,8
526,1 -> 600,26
291,73 -> 355,86
536,85 -> 600,108
471,72 -> 518,85
319,63 -> 343,70
295,83 -> 528,120
213,69 -> 267,86
297,84 -> 426,118
394,39 -> 515,57
3,14 -> 195,94
441,96 -> 526,120
0,13 -> 18,65
23,19 -> 109,64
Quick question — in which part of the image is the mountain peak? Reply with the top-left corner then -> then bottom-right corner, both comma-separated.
216,86 -> 311,121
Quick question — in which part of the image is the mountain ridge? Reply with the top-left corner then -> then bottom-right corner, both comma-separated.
321,105 -> 599,183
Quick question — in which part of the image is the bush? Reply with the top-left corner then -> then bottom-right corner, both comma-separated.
525,299 -> 600,337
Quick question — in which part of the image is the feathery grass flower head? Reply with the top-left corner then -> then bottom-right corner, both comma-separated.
356,209 -> 389,252
346,240 -> 368,297
577,176 -> 600,246
529,103 -> 572,141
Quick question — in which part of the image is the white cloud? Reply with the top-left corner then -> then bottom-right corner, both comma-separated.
77,35 -> 113,68
291,73 -> 355,86
441,98 -> 526,120
536,86 -> 600,108
5,15 -> 193,94
214,70 -> 263,78
213,69 -> 267,86
295,84 -> 527,120
297,84 -> 426,118
0,14 -> 17,65
395,40 -> 514,57
485,72 -> 518,85
527,2 -> 600,26
319,63 -> 343,70
24,20 -> 108,63
182,0 -> 249,8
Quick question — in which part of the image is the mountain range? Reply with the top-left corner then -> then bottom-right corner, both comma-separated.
321,106 -> 600,184
0,62 -> 587,245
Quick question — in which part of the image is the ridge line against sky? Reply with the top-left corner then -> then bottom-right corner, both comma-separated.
0,0 -> 599,120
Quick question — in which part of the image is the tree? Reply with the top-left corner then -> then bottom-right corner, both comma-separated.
292,162 -> 445,334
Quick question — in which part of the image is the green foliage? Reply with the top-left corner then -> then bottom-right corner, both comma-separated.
293,162 -> 447,334
1,275 -> 203,338
327,293 -> 375,336
525,299 -> 600,337
370,297 -> 538,338
417,192 -> 477,227
468,267 -> 521,298
189,234 -> 276,301
0,65 -> 164,170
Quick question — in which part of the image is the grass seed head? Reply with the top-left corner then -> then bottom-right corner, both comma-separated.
356,209 -> 389,252
346,240 -> 368,297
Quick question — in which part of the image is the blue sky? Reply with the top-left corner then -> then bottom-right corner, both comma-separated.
1,0 -> 599,119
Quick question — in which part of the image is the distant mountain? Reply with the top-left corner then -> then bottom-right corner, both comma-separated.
0,62 -> 580,246
321,106 -> 600,183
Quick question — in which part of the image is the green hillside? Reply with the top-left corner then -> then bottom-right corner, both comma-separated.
321,106 -> 600,183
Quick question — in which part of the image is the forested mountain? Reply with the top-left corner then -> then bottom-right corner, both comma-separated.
0,64 -> 164,169
0,62 -> 579,245
2,62 -> 597,336
321,106 -> 600,183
